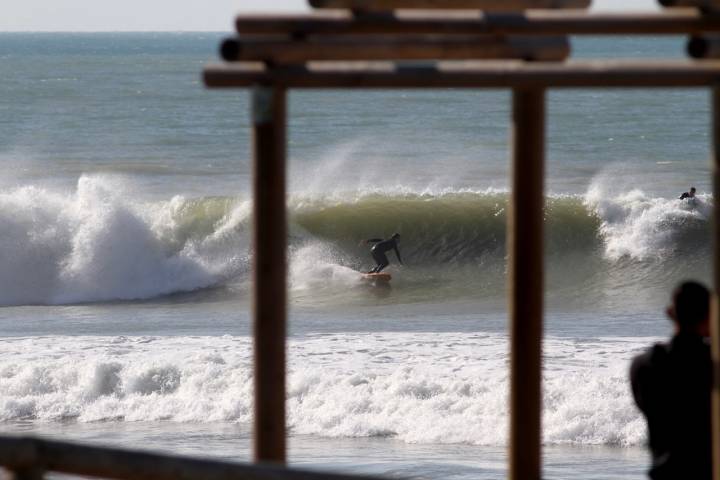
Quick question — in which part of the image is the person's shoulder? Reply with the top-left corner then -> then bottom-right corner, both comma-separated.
631,343 -> 668,376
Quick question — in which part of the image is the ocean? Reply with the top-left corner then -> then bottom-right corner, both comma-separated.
0,32 -> 712,479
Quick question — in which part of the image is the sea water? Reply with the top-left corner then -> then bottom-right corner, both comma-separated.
0,33 -> 711,478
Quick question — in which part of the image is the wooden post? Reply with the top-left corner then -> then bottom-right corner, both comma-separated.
508,88 -> 545,480
712,85 -> 720,480
251,85 -> 287,464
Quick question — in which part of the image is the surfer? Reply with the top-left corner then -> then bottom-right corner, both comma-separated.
362,233 -> 403,274
679,187 -> 696,200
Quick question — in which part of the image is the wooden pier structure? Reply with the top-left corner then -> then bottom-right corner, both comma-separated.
4,0 -> 720,479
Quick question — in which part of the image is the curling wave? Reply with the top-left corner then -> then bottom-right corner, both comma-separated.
0,175 -> 711,305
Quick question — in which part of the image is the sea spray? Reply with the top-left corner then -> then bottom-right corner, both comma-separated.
585,180 -> 711,260
0,175 -> 712,306
0,175 -> 248,305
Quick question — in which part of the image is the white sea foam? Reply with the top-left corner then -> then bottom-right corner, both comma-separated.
585,176 -> 711,260
0,333 -> 651,446
0,175 -> 248,305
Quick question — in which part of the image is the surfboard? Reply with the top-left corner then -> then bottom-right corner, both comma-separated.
361,272 -> 392,282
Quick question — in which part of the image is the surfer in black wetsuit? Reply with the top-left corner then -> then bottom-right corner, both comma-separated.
679,187 -> 696,200
362,233 -> 402,274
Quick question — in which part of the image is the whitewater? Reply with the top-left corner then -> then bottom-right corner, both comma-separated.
0,174 -> 711,308
0,33 -> 713,479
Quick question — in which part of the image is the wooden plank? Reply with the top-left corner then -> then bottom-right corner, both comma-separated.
220,36 -> 569,62
660,0 -> 720,9
10,469 -> 44,480
508,87 -> 544,480
689,34 -> 720,58
309,0 -> 590,10
204,60 -> 720,89
251,86 -> 287,464
0,436 -> 384,480
712,85 -> 720,480
235,10 -> 720,36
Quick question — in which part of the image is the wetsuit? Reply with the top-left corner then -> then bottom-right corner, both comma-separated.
366,238 -> 402,273
630,332 -> 712,480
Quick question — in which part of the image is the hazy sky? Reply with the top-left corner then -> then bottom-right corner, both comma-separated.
3,0 -> 659,32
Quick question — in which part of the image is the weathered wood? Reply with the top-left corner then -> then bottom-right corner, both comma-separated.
659,0 -> 720,9
712,85 -> 720,480
204,60 -> 720,89
9,469 -> 44,480
0,436 -> 384,480
508,88 -> 544,480
309,0 -> 590,10
220,35 -> 569,62
252,86 -> 287,464
689,34 -> 720,58
235,10 -> 720,36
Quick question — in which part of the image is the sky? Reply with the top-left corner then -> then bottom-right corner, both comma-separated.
2,0 -> 659,32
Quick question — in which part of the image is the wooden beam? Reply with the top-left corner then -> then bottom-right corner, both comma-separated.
0,436 -> 383,480
251,86 -> 287,464
204,60 -> 720,89
712,85 -> 720,480
689,34 -> 720,57
220,36 -> 569,62
660,0 -> 720,9
10,469 -> 44,480
309,0 -> 590,10
508,87 -> 545,480
235,10 -> 720,36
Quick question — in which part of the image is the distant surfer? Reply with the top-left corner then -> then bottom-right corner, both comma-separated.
362,233 -> 403,274
679,187 -> 696,201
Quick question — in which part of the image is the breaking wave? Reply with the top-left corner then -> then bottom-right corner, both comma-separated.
0,174 -> 711,305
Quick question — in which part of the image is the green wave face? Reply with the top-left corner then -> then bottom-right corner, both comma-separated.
292,192 -> 604,265
18,186 -> 697,307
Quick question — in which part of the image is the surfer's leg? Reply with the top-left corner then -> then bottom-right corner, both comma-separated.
370,250 -> 385,273
374,252 -> 389,273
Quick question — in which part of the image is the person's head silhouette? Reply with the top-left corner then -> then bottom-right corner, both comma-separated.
667,281 -> 710,336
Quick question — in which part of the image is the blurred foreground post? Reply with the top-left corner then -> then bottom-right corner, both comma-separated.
252,85 -> 287,464
508,88 -> 545,480
712,85 -> 720,480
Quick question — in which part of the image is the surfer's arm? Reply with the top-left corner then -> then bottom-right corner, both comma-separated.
395,246 -> 403,265
360,238 -> 383,246
679,192 -> 689,200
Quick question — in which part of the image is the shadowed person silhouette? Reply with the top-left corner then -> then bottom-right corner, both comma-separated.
630,281 -> 712,480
